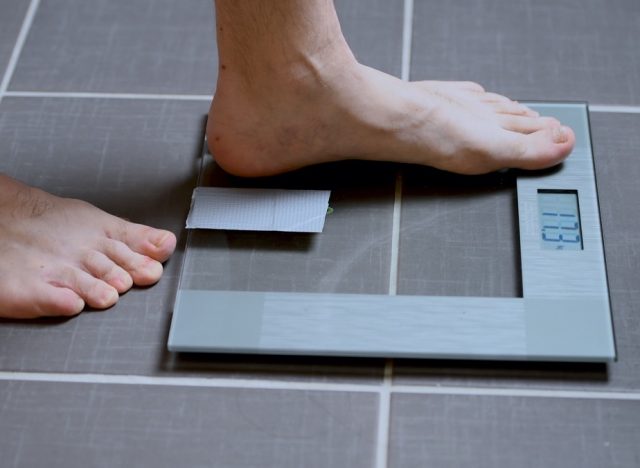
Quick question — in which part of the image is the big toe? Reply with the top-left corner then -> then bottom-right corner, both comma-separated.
107,219 -> 176,262
3,279 -> 85,318
502,125 -> 575,170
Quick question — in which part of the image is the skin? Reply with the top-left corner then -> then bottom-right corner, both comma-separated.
0,0 -> 575,319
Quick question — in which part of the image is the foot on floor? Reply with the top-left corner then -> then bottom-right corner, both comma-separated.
0,174 -> 176,318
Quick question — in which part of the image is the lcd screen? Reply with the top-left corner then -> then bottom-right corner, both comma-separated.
538,189 -> 583,250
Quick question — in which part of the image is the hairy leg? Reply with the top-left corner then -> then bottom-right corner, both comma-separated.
0,174 -> 176,318
208,0 -> 574,177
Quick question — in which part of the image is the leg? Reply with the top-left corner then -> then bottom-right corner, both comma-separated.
0,174 -> 176,318
208,0 -> 575,177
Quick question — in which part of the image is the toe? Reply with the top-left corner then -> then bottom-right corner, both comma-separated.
107,218 -> 176,263
456,81 -> 485,92
415,80 -> 485,93
502,125 -> 576,170
498,115 -> 561,134
35,285 -> 85,317
100,239 -> 164,287
83,250 -> 133,293
53,267 -> 119,310
1,279 -> 85,318
480,92 -> 514,104
478,93 -> 538,116
489,99 -> 539,117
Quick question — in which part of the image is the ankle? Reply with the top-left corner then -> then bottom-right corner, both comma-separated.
215,0 -> 354,83
217,37 -> 357,98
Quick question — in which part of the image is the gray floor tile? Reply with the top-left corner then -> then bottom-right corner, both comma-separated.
9,0 -> 404,94
411,0 -> 640,105
398,169 -> 520,297
10,0 -> 218,94
0,380 -> 379,468
394,112 -> 640,391
389,393 -> 640,468
337,0 -> 405,76
0,96 -> 385,381
0,0 -> 29,78
589,111 -> 640,388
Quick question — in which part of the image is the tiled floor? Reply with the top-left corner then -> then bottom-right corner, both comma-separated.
1,0 -> 639,467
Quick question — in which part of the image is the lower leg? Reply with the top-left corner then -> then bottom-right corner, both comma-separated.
208,0 -> 575,176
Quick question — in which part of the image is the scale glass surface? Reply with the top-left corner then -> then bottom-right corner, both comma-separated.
168,103 -> 616,363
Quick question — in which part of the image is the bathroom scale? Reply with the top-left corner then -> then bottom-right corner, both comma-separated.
168,102 -> 616,362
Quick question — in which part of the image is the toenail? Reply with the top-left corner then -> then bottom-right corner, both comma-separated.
153,232 -> 170,248
552,126 -> 569,144
75,297 -> 85,312
113,274 -> 132,291
103,288 -> 118,306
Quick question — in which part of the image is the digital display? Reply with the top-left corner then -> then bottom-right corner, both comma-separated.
538,190 -> 583,250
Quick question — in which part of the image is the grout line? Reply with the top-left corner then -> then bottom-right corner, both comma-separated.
391,385 -> 640,401
375,361 -> 394,468
2,371 -> 640,402
4,91 -> 213,101
589,104 -> 640,114
400,0 -> 414,81
0,372 -> 380,393
0,0 -> 40,99
378,5 -> 413,459
380,1 -> 412,458
389,0 -> 412,296
388,172 -> 403,296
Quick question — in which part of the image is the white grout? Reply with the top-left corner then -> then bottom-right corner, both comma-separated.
589,104 -> 640,114
388,172 -> 403,296
2,371 -> 640,402
380,5 -> 408,464
4,90 -> 213,101
400,0 -> 414,81
375,361 -> 394,468
0,0 -> 40,99
0,371 -> 379,393
388,0 -> 413,297
391,385 -> 640,401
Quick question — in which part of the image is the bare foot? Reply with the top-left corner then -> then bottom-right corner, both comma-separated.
208,0 -> 574,177
0,174 -> 176,318
208,56 -> 575,177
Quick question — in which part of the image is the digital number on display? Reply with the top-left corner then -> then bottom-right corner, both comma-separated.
538,189 -> 583,251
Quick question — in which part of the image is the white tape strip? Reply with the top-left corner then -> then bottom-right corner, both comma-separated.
186,187 -> 331,233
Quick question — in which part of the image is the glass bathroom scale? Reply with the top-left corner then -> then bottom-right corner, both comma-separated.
168,103 -> 616,362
